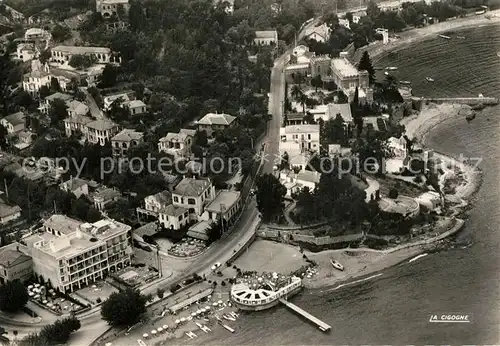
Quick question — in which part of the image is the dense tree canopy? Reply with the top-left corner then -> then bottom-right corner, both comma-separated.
19,316 -> 81,346
255,173 -> 286,222
0,280 -> 29,312
101,288 -> 149,326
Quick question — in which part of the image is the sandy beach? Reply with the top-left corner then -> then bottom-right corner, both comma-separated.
358,9 -> 500,62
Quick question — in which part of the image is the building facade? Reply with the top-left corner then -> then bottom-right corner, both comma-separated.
111,129 -> 143,156
86,120 -> 120,145
96,0 -> 130,18
51,46 -> 120,66
0,243 -> 33,285
279,124 -> 320,154
28,215 -> 132,293
158,129 -> 196,159
197,113 -> 236,138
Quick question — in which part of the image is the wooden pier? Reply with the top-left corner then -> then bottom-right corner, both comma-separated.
279,298 -> 331,332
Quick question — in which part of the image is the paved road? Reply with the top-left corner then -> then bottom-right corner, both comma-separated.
80,88 -> 106,120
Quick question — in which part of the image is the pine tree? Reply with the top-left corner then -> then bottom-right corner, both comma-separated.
358,51 -> 375,85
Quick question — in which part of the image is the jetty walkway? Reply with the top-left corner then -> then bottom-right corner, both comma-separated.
279,298 -> 331,332
414,96 -> 499,105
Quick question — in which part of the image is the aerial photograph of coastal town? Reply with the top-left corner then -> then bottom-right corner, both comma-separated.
0,0 -> 498,344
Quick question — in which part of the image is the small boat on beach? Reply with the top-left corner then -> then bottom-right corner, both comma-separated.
222,314 -> 236,321
399,80 -> 411,85
385,66 -> 398,71
426,77 -> 434,82
457,36 -> 465,39
330,259 -> 344,271
384,71 -> 389,76
438,34 -> 451,39
497,51 -> 500,58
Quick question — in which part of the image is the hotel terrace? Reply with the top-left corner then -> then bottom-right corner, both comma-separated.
25,215 -> 132,293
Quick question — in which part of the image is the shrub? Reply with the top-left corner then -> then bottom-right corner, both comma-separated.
101,288 -> 148,327
96,298 -> 102,304
388,189 -> 399,199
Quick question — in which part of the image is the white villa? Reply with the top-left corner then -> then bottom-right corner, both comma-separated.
254,30 -> 278,45
86,120 -> 120,146
111,129 -> 143,156
158,129 -> 196,159
50,46 -> 121,66
158,178 -> 216,230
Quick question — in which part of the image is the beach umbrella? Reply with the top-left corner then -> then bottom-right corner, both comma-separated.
175,319 -> 180,324
28,285 -> 33,289
28,292 -> 34,297
196,310 -> 202,314
34,295 -> 40,299
34,283 -> 40,287
218,300 -> 223,304
157,327 -> 163,333
212,302 -> 218,306
163,325 -> 168,329
105,343 -> 112,346
180,317 -> 186,322
205,306 -> 210,310
142,334 -> 148,339
191,312 -> 196,317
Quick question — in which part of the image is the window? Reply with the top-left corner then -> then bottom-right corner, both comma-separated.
178,215 -> 182,221
173,196 -> 179,203
187,198 -> 196,205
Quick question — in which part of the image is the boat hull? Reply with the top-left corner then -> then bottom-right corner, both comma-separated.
231,286 -> 303,311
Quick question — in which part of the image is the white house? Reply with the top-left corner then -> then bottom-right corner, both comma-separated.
59,177 -> 90,198
197,113 -> 236,138
0,202 -> 22,225
328,52 -> 374,104
144,190 -> 172,215
158,129 -> 196,159
24,28 -> 51,41
63,114 -> 93,137
304,23 -> 331,42
279,124 -> 320,155
1,112 -> 26,134
201,190 -> 242,226
279,169 -> 321,198
254,30 -> 278,45
22,60 -> 51,96
123,100 -> 146,115
111,129 -> 143,156
16,43 -> 36,62
66,100 -> 89,117
158,178 -> 216,230
51,46 -> 120,66
86,120 -> 120,146
96,0 -> 130,18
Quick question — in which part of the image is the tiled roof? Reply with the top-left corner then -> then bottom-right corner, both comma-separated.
147,190 -> 172,205
197,113 -> 236,126
327,103 -> 353,122
173,177 -> 211,197
0,244 -> 31,267
64,114 -> 93,125
283,124 -> 319,134
2,112 -> 25,126
112,129 -> 143,142
43,214 -> 83,235
255,30 -> 277,40
52,45 -> 111,55
45,92 -> 73,102
160,204 -> 188,217
0,202 -> 21,218
86,119 -> 118,131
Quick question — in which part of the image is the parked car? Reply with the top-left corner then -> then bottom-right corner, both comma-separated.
211,262 -> 221,271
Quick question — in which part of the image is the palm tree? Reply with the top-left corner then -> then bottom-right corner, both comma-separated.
298,93 -> 308,114
290,85 -> 303,102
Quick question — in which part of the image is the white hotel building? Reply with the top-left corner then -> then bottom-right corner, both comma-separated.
26,215 -> 132,293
